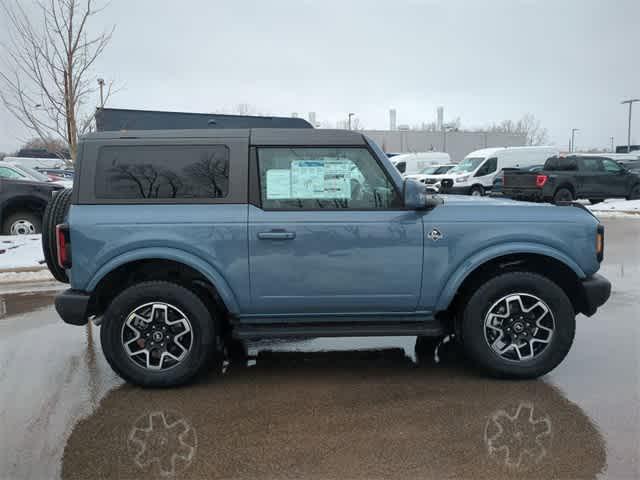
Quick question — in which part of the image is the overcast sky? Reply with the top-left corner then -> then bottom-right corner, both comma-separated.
1,0 -> 639,153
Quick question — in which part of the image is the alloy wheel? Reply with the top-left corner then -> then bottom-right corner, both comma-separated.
483,293 -> 555,362
121,302 -> 193,370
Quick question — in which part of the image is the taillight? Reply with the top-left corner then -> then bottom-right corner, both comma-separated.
56,223 -> 72,269
535,175 -> 548,188
596,224 -> 604,262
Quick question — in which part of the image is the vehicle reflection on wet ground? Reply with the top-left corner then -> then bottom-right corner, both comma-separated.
0,217 -> 638,480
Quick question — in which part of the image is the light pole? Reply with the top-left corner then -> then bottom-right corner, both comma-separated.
570,128 -> 579,153
442,124 -> 456,153
347,112 -> 355,130
621,99 -> 639,153
610,136 -> 614,152
97,78 -> 105,108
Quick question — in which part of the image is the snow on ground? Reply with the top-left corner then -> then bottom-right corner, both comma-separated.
0,235 -> 46,270
587,199 -> 640,214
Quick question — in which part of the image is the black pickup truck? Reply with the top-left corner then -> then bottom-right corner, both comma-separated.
502,155 -> 640,204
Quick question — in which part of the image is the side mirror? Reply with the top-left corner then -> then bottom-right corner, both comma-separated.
404,178 -> 442,210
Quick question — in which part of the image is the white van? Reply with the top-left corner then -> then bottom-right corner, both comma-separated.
440,146 -> 559,196
391,152 -> 451,175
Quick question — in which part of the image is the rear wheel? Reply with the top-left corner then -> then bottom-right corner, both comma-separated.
470,185 -> 484,197
628,184 -> 640,200
460,272 -> 575,379
2,211 -> 41,235
553,188 -> 573,204
100,281 -> 218,387
42,188 -> 72,283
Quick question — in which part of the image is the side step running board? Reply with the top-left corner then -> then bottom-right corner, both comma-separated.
232,321 -> 445,340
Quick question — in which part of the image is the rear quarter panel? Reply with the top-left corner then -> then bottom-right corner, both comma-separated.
68,204 -> 249,314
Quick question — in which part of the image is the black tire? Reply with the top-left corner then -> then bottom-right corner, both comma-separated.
470,185 -> 484,197
628,184 -> 640,200
588,199 -> 603,205
553,187 -> 574,204
42,188 -> 72,283
100,281 -> 218,387
2,210 -> 42,235
460,272 -> 575,379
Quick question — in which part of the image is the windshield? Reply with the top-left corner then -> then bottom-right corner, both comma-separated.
449,157 -> 485,174
12,164 -> 50,182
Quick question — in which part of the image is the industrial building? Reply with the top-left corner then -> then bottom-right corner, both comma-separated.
362,129 -> 526,163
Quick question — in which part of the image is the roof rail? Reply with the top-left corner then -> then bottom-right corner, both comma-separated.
95,108 -> 313,132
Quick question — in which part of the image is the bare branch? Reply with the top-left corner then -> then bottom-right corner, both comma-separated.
0,0 -> 115,160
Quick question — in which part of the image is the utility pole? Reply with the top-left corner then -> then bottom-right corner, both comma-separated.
348,112 -> 355,130
97,78 -> 105,108
610,136 -> 614,152
571,128 -> 579,153
621,99 -> 639,153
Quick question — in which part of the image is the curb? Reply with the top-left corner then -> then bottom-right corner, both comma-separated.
0,265 -> 49,274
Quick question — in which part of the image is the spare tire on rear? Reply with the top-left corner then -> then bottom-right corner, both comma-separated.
42,188 -> 73,283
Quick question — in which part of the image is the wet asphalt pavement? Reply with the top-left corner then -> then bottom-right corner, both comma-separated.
0,217 -> 639,480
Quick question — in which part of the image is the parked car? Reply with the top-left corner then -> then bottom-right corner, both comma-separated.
391,152 -> 451,175
404,164 -> 455,186
502,155 -> 640,204
440,146 -> 559,196
36,167 -> 75,180
492,165 -> 544,195
0,162 -> 72,189
3,156 -> 67,170
0,165 -> 64,234
49,128 -> 610,387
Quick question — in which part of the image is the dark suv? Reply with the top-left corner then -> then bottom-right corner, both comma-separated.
0,164 -> 63,234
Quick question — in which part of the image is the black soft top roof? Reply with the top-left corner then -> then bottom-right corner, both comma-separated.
95,108 -> 313,131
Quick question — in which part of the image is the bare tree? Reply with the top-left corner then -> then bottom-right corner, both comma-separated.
489,114 -> 549,145
0,0 -> 115,161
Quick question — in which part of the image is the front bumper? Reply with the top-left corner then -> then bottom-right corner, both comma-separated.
580,273 -> 611,316
55,289 -> 90,326
440,185 -> 472,195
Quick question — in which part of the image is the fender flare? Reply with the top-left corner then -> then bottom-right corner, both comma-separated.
86,247 -> 240,314
434,242 -> 586,312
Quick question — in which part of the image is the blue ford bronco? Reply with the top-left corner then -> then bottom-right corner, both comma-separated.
46,128 -> 611,387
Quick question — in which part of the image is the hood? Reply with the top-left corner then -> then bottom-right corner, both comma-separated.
431,194 -> 599,222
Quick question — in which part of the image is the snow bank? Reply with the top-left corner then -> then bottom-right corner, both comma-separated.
0,235 -> 45,270
587,199 -> 640,213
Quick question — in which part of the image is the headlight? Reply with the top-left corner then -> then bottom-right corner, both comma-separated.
456,175 -> 470,183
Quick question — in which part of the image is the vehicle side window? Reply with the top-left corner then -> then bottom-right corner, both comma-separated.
95,145 -> 229,199
602,159 -> 623,173
475,157 -> 497,177
0,167 -> 25,179
579,158 -> 604,172
395,161 -> 406,173
257,147 -> 401,210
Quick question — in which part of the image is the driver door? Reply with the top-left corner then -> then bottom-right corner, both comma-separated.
248,146 -> 424,315
474,157 -> 498,187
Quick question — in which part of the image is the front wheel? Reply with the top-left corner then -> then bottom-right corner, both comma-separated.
100,281 -> 218,387
460,272 -> 575,379
470,185 -> 485,197
2,211 -> 42,235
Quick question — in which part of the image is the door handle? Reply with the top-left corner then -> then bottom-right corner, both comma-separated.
257,230 -> 296,240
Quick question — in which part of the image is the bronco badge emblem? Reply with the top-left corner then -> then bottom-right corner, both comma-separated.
428,228 -> 443,242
